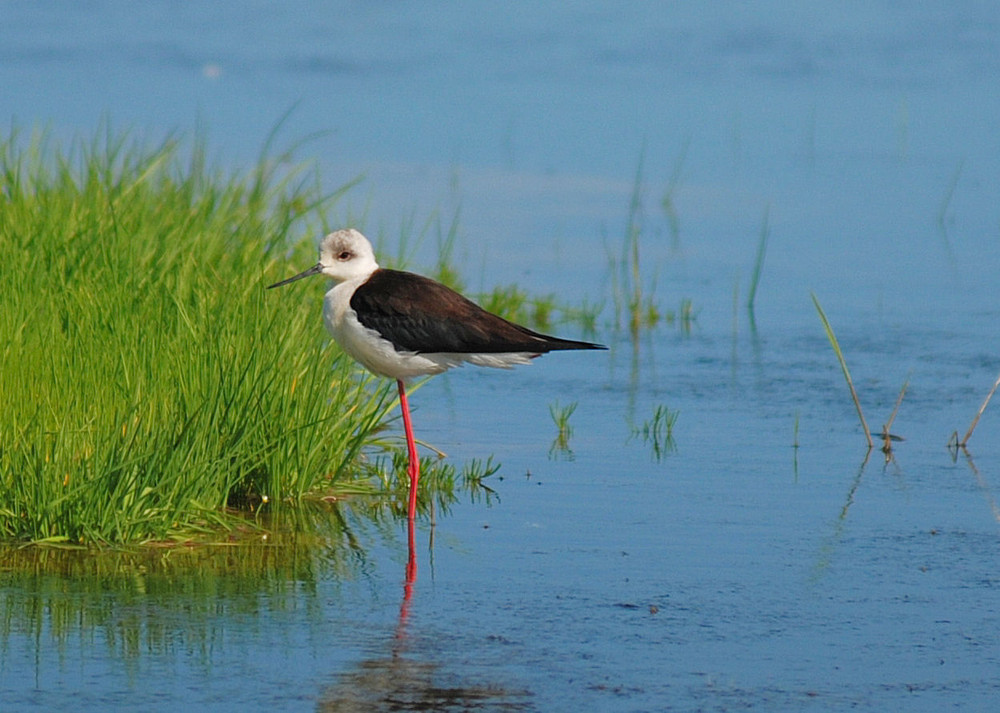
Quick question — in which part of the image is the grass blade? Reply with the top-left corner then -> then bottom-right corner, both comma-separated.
960,371 -> 1000,447
811,293 -> 872,448
746,205 -> 769,313
879,377 -> 909,454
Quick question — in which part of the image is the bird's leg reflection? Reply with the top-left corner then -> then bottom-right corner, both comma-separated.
406,512 -> 417,588
396,515 -> 418,644
318,513 -> 532,710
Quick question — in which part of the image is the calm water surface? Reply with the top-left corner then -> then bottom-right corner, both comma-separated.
2,3 -> 1000,711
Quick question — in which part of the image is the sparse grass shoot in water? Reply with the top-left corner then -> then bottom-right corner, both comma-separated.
663,298 -> 697,334
431,210 -> 465,292
955,371 -> 1000,449
367,452 -> 503,519
462,456 -> 502,504
747,206 -> 770,314
549,401 -> 578,459
811,293 -> 873,448
608,154 -> 664,335
631,404 -> 679,460
878,377 -> 909,455
937,159 -> 964,225
626,159 -> 644,334
660,138 -> 689,251
607,152 -> 698,337
549,401 -> 578,436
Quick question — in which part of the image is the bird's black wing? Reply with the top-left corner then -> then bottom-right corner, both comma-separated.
350,269 -> 604,354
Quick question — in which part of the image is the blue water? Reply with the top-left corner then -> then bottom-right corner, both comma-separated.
3,3 -> 1000,711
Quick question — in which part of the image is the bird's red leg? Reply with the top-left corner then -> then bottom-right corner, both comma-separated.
396,378 -> 420,521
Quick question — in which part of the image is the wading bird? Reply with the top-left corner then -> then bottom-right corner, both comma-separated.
268,229 -> 605,521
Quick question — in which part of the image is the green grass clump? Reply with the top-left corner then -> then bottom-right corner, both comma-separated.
548,401 -> 578,459
0,128 -> 396,545
366,453 -> 501,520
630,404 -> 678,460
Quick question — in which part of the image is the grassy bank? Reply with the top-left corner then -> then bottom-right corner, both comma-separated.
0,129 -> 397,545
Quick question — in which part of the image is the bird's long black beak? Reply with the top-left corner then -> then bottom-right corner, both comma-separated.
267,263 -> 323,289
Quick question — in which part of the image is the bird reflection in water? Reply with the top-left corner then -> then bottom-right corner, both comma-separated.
317,519 -> 532,712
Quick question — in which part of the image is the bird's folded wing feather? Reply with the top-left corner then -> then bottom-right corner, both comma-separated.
350,269 -> 557,354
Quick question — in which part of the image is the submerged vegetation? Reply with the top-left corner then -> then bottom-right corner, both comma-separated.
0,129 -> 407,545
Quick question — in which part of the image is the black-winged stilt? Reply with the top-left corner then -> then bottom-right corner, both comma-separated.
268,229 -> 605,521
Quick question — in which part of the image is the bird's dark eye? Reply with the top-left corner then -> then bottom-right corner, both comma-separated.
338,251 -> 352,260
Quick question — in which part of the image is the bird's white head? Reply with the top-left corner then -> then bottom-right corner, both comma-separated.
316,229 -> 379,282
267,229 -> 379,289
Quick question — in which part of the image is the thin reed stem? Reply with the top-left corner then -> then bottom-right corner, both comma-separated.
881,378 -> 909,453
747,205 -> 769,313
960,371 -> 1000,447
811,293 -> 873,448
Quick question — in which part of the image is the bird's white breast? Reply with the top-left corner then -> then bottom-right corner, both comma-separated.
322,279 -> 449,379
